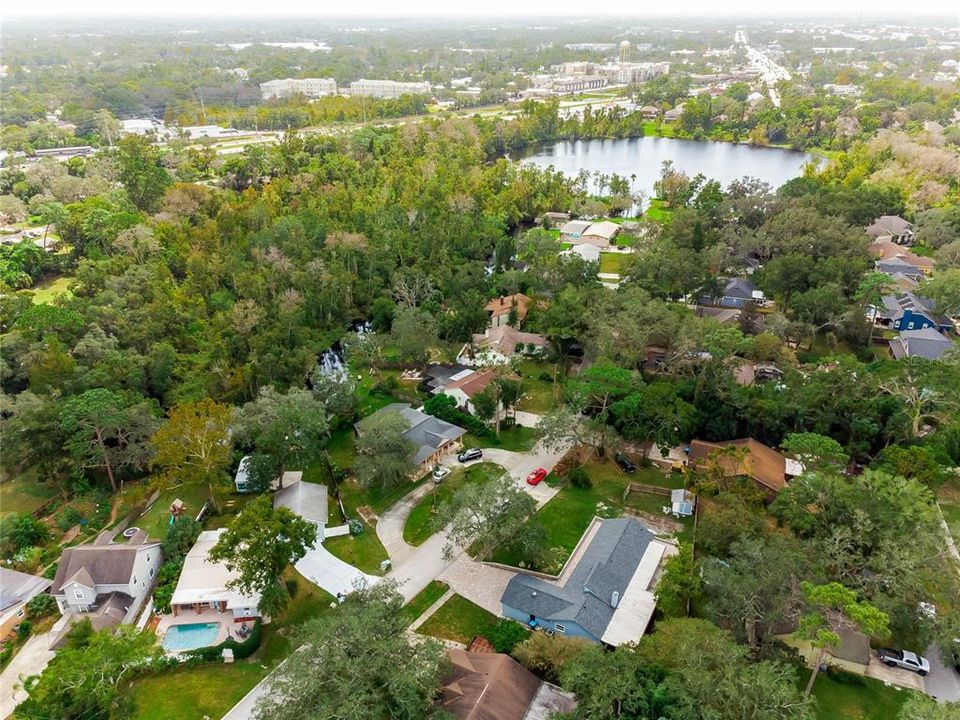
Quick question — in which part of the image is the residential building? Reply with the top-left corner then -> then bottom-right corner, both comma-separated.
0,568 -> 51,638
355,403 -> 465,472
865,215 -> 914,245
273,473 -> 328,542
700,278 -> 764,309
687,438 -> 800,497
876,292 -> 952,334
638,104 -> 661,119
597,61 -> 670,84
485,293 -> 533,328
663,103 -> 686,121
542,211 -> 571,227
348,79 -> 431,98
51,539 -> 161,622
461,325 -> 548,366
170,529 -> 260,620
868,241 -> 934,277
560,219 -> 620,247
558,219 -> 593,237
501,518 -> 676,646
422,363 -> 473,395
440,649 -> 576,720
259,78 -> 337,100
439,368 -> 502,416
889,328 -> 954,361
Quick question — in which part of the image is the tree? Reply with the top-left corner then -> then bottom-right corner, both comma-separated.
161,517 -> 202,562
114,135 -> 170,210
919,269 -> 960,317
391,306 -> 438,367
0,513 -> 51,558
209,495 -> 316,616
781,432 -> 849,473
798,582 -> 890,697
234,387 -> 330,486
437,473 -> 544,562
899,695 -> 960,720
150,398 -> 233,506
19,621 -> 160,720
654,543 -> 703,618
512,633 -> 591,684
253,582 -> 447,720
354,409 -> 416,490
59,389 -> 157,491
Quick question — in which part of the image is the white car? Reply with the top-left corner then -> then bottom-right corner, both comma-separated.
432,467 -> 451,483
877,648 -> 930,676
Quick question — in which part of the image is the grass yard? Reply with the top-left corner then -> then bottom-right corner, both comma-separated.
516,359 -> 560,414
399,580 -> 450,626
29,274 -> 73,304
490,458 -> 690,572
416,594 -> 499,644
326,426 -> 356,468
127,570 -> 333,720
403,463 -> 504,546
463,425 -> 539,453
135,483 -> 211,540
0,469 -> 56,518
323,520 -> 389,575
645,199 -> 674,223
801,668 -> 913,720
598,252 -> 630,275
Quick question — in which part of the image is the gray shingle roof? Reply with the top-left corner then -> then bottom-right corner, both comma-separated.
52,543 -> 159,593
0,568 -> 52,612
892,328 -> 954,360
876,258 -> 925,278
500,518 -> 654,640
274,479 -> 328,524
724,277 -> 757,299
355,403 -> 465,466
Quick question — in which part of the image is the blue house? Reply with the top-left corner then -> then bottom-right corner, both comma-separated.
877,293 -> 952,334
500,518 -> 672,646
700,278 -> 763,309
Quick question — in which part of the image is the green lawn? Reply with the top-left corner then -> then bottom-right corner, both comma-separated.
29,274 -> 73,304
416,594 -> 499,644
126,570 -> 333,720
802,668 -> 913,720
490,459 -> 689,572
645,199 -> 674,223
599,252 -> 630,275
515,359 -> 560,414
462,425 -> 539,453
403,463 -> 504,546
323,520 -> 389,575
0,469 -> 56,518
136,483 -> 212,540
326,426 -> 356,468
399,580 -> 450,626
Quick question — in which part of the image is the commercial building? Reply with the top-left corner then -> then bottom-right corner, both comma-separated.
120,118 -> 167,136
348,79 -> 431,98
259,77 -> 338,100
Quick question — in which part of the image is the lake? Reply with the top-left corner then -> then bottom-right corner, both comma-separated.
518,136 -> 817,201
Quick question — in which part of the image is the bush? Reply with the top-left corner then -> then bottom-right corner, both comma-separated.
27,593 -> 56,616
348,518 -> 364,536
512,632 -> 592,684
16,621 -> 32,640
538,371 -> 553,383
488,620 -> 529,654
567,466 -> 592,489
42,562 -> 58,580
183,619 -> 262,662
55,506 -> 83,532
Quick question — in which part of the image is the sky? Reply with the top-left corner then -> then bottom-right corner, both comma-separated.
2,1 -> 958,19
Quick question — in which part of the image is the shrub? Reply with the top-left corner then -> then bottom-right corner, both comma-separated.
568,466 -> 592,489
55,506 -> 83,532
182,619 -> 262,662
488,620 -> 529,654
27,593 -> 57,616
42,562 -> 58,580
16,621 -> 32,640
538,371 -> 553,382
512,632 -> 592,684
348,518 -> 364,535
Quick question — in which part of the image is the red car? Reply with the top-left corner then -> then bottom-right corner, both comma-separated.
526,467 -> 548,485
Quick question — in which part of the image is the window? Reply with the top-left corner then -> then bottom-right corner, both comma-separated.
73,588 -> 84,600
146,554 -> 151,562
907,321 -> 915,329
133,575 -> 138,587
554,624 -> 566,634
16,608 -> 25,618
149,567 -> 154,578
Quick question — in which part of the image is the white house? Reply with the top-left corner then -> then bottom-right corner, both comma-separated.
0,568 -> 52,638
459,325 -> 548,366
170,529 -> 260,620
51,540 -> 161,619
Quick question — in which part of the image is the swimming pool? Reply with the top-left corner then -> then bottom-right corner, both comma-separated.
161,622 -> 221,651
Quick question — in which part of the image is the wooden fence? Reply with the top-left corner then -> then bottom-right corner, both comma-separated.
622,482 -> 672,501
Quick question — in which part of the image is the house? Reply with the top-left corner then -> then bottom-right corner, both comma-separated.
501,518 -> 676,646
687,438 -> 799,497
440,368 -> 501,415
440,649 -> 576,720
696,306 -> 741,324
461,325 -> 548,366
866,215 -> 914,245
542,211 -> 571,227
639,104 -> 660,119
422,363 -> 473,395
561,220 -> 620,247
558,220 -> 593,238
876,292 -> 952,334
170,529 -> 260,620
869,241 -> 934,277
700,278 -> 764,309
51,539 -> 161,622
0,568 -> 52,638
485,294 -> 533,328
875,257 -> 928,280
273,473 -> 327,542
889,328 -> 954,361
663,102 -> 686,121
355,403 -> 465,472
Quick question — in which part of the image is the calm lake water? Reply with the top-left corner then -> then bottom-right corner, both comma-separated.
518,136 -> 817,200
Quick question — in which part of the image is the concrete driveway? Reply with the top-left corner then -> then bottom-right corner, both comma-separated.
294,541 -> 379,598
924,643 -> 960,703
0,630 -> 56,719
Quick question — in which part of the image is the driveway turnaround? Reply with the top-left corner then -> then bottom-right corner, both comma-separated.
0,630 -> 56,719
924,643 -> 960,703
294,541 -> 379,598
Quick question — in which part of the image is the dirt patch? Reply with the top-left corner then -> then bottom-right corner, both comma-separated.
624,508 -> 683,535
357,505 -> 378,525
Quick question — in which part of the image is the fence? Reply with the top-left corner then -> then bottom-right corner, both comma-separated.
622,482 -> 672,501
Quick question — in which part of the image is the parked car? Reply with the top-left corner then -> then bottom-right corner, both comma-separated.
526,467 -> 548,485
877,648 -> 930,676
432,466 -> 451,483
615,452 -> 637,473
458,448 -> 483,463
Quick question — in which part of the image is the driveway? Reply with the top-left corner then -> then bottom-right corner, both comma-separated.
295,541 -> 379,598
0,630 -> 56,719
924,643 -> 960,703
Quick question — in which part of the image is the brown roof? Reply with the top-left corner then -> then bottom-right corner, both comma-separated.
52,543 -> 159,593
689,438 -> 787,492
447,368 -> 498,398
467,636 -> 494,653
441,650 -> 541,720
867,241 -> 934,270
472,326 -> 548,357
485,294 -> 533,322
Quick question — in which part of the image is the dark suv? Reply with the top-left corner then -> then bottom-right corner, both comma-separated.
615,452 -> 637,473
458,448 -> 483,463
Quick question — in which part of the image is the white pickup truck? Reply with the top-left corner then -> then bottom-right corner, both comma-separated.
876,648 -> 930,676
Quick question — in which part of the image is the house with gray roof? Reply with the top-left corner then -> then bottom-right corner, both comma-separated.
889,328 -> 955,361
699,277 -> 764,309
500,518 -> 676,646
876,256 -> 928,280
0,568 -> 52,638
274,473 -> 328,541
876,292 -> 952,334
355,403 -> 465,472
865,215 -> 914,245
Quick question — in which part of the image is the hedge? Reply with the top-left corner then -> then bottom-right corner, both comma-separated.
182,619 -> 262,662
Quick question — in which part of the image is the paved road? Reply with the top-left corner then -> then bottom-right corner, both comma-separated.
925,643 -> 960,703
0,630 -> 56,719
